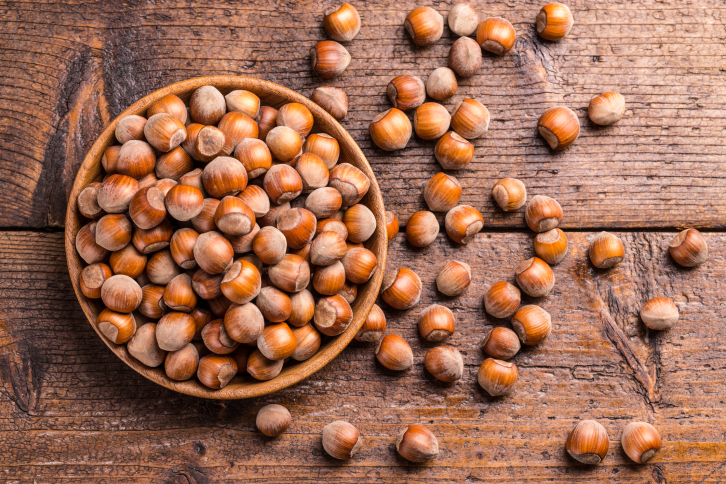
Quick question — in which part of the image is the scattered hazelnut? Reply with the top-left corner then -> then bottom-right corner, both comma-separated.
589,231 -> 625,269
425,68 -> 457,102
525,195 -> 563,232
565,420 -> 609,465
534,228 -> 568,265
448,2 -> 479,37
515,257 -> 555,297
418,304 -> 455,342
435,131 -> 474,170
396,424 -> 439,462
355,304 -> 386,342
405,7 -> 444,46
512,305 -> 552,345
451,98 -> 490,139
484,281 -> 520,319
424,346 -> 463,382
536,3 -> 574,41
310,40 -> 351,78
256,404 -> 292,437
369,108 -> 412,151
588,92 -> 625,126
477,358 -> 518,396
425,173 -> 463,212
322,421 -> 361,460
387,75 -> 426,111
445,205 -> 483,244
537,106 -> 580,150
477,17 -> 516,55
310,87 -> 348,120
640,297 -> 679,330
492,178 -> 527,211
482,327 -> 521,359
669,228 -> 708,267
436,260 -> 471,296
323,3 -> 361,42
385,210 -> 399,242
375,334 -> 413,371
621,422 -> 661,464
381,267 -> 422,310
449,36 -> 482,77
406,211 -> 440,248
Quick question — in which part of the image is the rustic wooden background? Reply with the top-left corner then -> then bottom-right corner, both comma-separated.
1,0 -> 725,482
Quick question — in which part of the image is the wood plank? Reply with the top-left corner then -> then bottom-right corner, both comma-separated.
1,230 -> 724,482
1,1 -> 726,228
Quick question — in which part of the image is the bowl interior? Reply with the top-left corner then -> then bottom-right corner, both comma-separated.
65,76 -> 387,399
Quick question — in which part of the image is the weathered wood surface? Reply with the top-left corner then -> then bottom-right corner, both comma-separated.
1,1 -> 726,229
1,230 -> 725,482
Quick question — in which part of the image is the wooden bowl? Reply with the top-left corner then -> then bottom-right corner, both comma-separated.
64,76 -> 387,399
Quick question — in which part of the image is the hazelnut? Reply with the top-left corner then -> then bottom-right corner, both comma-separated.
341,247 -> 377,284
155,147 -> 193,181
310,87 -> 348,120
565,420 -> 609,465
448,3 -> 479,36
257,106 -> 278,142
424,346 -> 464,382
537,106 -> 580,150
197,354 -> 238,389
303,133 -> 340,169
202,156 -> 248,199
536,3 -> 574,41
425,172 -> 462,212
328,163 -> 370,207
293,153 -> 329,192
132,218 -> 174,254
266,126 -> 303,162
221,259 -> 262,304
343,204 -> 376,243
451,98 -> 490,139
484,281 -> 520,319
164,184 -> 204,222
253,226 -> 288,265
369,108 -> 412,151
80,262 -> 113,299
201,319 -> 240,355
434,131 -> 474,170
588,92 -> 625,126
405,7 -> 444,46
288,289 -> 316,327
96,309 -> 137,344
156,311 -> 196,351
310,40 -> 351,78
194,125 -> 233,163
146,249 -> 181,284
224,90 -> 260,119
476,17 -> 516,55
101,145 -> 121,174
194,231 -> 234,275
414,102 -> 451,141
138,284 -> 165,320
425,68 -> 457,102
449,37 -> 482,77
492,178 -> 527,211
482,327 -> 520,359
234,138 -> 272,179
115,115 -> 147,144
322,421 -> 361,460
181,123 -> 204,161
154,178 -> 177,196
101,275 -> 142,315
257,322 -> 297,361
305,187 -> 343,220
338,281 -> 358,304
534,228 -> 568,265
144,113 -> 186,153
310,230 -> 348,266
387,75 -> 426,111
525,195 -> 563,232
323,3 -> 361,41
396,425 -> 439,462
191,269 -> 223,300
214,196 -> 255,236
385,211 -> 399,242
95,213 -> 133,251
445,205 -> 483,244
277,102 -> 314,138
224,302 -> 264,344
237,185 -> 271,218
97,174 -> 140,213
256,404 -> 292,437
478,358 -> 518,396
314,294 -> 353,336
355,304 -> 386,342
189,85 -> 226,125
256,286 -> 292,323
163,273 -> 198,313
418,304 -> 455,342
109,244 -> 147,278
621,422 -> 661,464
179,168 -> 207,196
512,305 -> 552,345
669,228 -> 708,267
515,257 -> 555,297
375,334 -> 413,371
217,112 -> 258,147
277,207 -> 317,249
127,322 -> 166,367
406,210 -> 440,248
640,297 -> 679,330
313,261 -> 346,295
164,343 -> 199,381
436,260 -> 471,296
78,182 -> 105,219
268,254 -> 311,293
317,217 -> 349,239
589,231 -> 625,269
381,267 -> 421,310
246,349 -> 284,381
191,198 -> 220,234
283,324 -> 319,362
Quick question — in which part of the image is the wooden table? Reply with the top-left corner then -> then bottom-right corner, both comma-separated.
1,1 -> 725,482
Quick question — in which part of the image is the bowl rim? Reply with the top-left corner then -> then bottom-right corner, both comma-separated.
64,75 -> 387,399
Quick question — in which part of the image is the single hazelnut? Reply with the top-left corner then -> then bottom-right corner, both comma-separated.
424,346 -> 464,382
194,231 -> 234,275
162,273 -> 198,313
224,90 -> 260,119
146,249 -> 182,285
305,187 -> 343,220
482,327 -> 520,359
201,318 -> 240,355
484,281 -> 521,319
97,174 -> 140,213
669,228 -> 708,267
266,125 -> 303,162
512,305 -> 552,345
588,92 -> 625,126
387,75 -> 426,111
310,230 -> 348,266
292,152 -> 329,192
621,422 -> 661,464
341,247 -> 378,284
256,286 -> 293,323
324,3 -> 361,41
214,196 -> 255,236
434,131 -> 474,170
253,226 -> 288,265
224,302 -> 264,344
310,87 -> 348,120
132,218 -> 174,255
237,185 -> 271,218
191,198 -> 220,234
537,106 -> 580,150
425,68 -> 457,102
189,85 -> 226,125
147,94 -> 187,124
257,322 -> 297,361
143,113 -> 186,153
476,17 -> 516,55
127,323 -> 167,367
115,115 -> 147,144
565,420 -> 609,465
406,211 -> 440,248
445,205 -> 483,244
191,268 -> 223,300
109,244 -> 147,278
256,404 -> 292,437
303,133 -> 340,169
451,98 -> 490,139
101,145 -> 121,174
179,168 -> 207,196
181,123 -> 204,161
155,146 -> 193,181
277,207 -> 317,249
164,343 -> 199,381
381,267 -> 422,310
156,312 -> 196,352
197,354 -> 238,389
640,297 -> 679,330
369,108 -> 412,151
96,309 -> 137,344
288,289 -> 316,327
425,173 -> 462,212
314,294 -> 353,336
234,138 -> 272,179
436,260 -> 471,296
515,257 -> 555,297
534,228 -> 568,265
95,213 -> 133,251
225,223 -> 260,255
310,40 -> 351,78
218,111 -> 258,148
164,184 -> 204,222
328,163 -> 370,207
355,304 -> 386,342
313,261 -> 346,295
277,102 -> 314,138
137,172 -> 159,190
78,182 -> 105,219
385,211 -> 399,242
268,254 -> 311,293
449,37 -> 482,77
418,304 -> 455,342
375,334 -> 413,371
448,3 -> 479,36
396,425 -> 439,462
194,125 -> 233,163
343,204 -> 376,243
405,7 -> 444,46
589,231 -> 625,269
322,421 -> 361,460
203,156 -> 248,199
246,349 -> 284,381
80,263 -> 113,299
138,284 -> 165,319
536,3 -> 574,41
525,195 -> 563,232
492,178 -> 527,212
290,323 -> 322,361
257,106 -> 278,142
478,358 -> 518,396
221,259 -> 262,304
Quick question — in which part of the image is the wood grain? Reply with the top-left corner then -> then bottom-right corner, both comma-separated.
1,230 -> 725,482
1,1 -> 726,229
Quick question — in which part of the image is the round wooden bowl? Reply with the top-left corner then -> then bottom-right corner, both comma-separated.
64,76 -> 387,399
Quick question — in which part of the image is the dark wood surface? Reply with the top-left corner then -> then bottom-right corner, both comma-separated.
1,0 -> 726,482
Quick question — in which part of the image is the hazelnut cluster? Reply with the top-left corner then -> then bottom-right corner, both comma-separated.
76,84 -> 379,390
565,419 -> 662,465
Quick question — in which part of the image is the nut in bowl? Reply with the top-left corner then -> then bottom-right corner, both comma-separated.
65,76 -> 387,399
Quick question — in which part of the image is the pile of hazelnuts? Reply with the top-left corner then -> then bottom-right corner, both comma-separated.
75,83 -> 381,391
